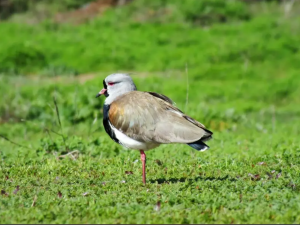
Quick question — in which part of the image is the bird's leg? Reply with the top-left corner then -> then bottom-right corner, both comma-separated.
140,150 -> 146,185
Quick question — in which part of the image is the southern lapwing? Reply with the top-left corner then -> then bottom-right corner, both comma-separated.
96,73 -> 213,184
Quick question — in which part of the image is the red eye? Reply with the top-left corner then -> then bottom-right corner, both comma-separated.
108,82 -> 114,86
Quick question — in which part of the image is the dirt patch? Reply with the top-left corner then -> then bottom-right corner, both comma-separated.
24,73 -> 98,85
54,0 -> 133,24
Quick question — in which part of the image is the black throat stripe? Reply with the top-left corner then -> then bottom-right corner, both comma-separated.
103,79 -> 107,89
103,80 -> 109,97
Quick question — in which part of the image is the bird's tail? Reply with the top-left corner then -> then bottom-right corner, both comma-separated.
187,128 -> 213,152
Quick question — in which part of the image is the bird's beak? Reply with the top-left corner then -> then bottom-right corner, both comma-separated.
95,88 -> 107,98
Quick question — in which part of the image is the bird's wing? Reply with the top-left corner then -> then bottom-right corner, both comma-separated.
108,91 -> 212,144
146,92 -> 175,105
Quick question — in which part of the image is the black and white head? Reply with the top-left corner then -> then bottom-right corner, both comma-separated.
96,73 -> 137,104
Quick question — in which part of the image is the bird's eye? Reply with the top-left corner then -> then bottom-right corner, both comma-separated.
108,82 -> 114,86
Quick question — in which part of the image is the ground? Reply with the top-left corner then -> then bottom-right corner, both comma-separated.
0,0 -> 300,223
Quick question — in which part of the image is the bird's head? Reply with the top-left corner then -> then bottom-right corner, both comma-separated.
96,73 -> 137,104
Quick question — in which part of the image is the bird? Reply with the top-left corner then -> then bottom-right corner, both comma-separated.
96,73 -> 213,184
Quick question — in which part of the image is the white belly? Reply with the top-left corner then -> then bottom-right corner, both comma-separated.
110,122 -> 160,150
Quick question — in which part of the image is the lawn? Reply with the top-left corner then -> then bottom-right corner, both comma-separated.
0,0 -> 300,223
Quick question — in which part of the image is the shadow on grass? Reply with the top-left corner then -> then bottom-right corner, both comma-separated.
150,175 -> 237,184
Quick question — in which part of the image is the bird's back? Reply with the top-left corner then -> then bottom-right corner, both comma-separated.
108,91 -> 212,145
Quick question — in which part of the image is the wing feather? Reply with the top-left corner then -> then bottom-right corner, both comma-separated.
108,91 -> 212,144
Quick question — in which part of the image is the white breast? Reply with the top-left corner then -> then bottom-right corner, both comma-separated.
109,122 -> 160,151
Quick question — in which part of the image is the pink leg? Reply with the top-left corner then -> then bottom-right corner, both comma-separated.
140,150 -> 146,185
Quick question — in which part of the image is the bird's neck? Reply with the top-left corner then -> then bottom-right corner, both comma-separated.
104,89 -> 136,105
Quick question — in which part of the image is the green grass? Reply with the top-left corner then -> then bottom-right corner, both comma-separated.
1,73 -> 300,224
1,0 -> 300,223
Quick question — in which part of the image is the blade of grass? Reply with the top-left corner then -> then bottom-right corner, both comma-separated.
53,94 -> 68,151
0,134 -> 30,149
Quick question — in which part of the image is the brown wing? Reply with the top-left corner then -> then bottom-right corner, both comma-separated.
109,91 -> 212,144
146,92 -> 174,105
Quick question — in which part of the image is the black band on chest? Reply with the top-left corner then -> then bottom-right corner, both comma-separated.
103,104 -> 120,144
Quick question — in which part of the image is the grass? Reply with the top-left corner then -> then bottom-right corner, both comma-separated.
1,0 -> 300,223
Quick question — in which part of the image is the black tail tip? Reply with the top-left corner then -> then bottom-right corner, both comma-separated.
187,141 -> 209,152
